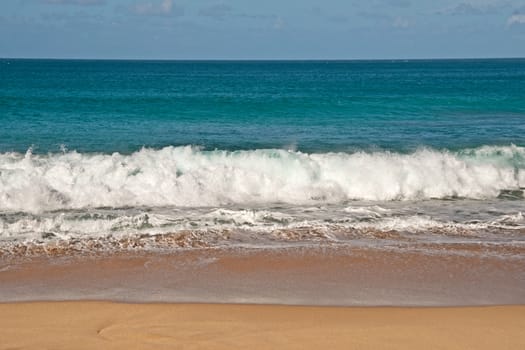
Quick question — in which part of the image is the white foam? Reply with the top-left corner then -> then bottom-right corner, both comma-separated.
489,212 -> 525,226
0,145 -> 523,213
2,207 -> 524,246
204,209 -> 293,226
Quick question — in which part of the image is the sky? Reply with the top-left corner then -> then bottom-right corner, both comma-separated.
0,0 -> 524,59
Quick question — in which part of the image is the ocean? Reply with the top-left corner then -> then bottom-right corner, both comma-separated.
1,58 -> 524,255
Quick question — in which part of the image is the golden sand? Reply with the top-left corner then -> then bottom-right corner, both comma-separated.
0,302 -> 524,350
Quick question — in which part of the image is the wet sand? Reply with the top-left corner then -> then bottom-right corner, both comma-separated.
1,302 -> 524,350
1,246 -> 524,348
1,246 -> 524,305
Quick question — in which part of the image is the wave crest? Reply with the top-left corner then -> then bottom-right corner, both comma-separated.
0,145 -> 524,212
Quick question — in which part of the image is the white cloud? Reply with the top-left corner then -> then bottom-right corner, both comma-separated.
273,17 -> 284,30
507,13 -> 525,25
131,0 -> 182,17
393,17 -> 409,28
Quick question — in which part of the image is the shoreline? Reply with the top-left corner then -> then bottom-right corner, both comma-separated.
3,244 -> 524,348
2,246 -> 524,305
1,299 -> 523,308
1,302 -> 524,349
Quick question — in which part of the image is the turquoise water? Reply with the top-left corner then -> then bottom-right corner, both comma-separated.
0,59 -> 524,250
2,59 -> 524,154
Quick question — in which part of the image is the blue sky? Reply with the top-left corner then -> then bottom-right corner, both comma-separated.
1,0 -> 524,59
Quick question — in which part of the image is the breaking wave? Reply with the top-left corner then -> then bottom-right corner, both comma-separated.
0,145 -> 524,213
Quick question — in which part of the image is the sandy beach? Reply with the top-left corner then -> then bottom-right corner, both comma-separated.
1,247 -> 524,348
0,302 -> 524,349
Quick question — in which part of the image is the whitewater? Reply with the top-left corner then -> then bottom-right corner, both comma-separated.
1,145 -> 524,213
0,144 -> 523,252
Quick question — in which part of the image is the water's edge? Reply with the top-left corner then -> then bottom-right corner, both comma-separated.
1,246 -> 524,306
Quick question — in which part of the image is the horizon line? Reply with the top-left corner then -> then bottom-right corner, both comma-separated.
2,56 -> 525,62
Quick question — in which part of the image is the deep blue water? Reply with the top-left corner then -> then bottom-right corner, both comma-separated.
1,59 -> 524,154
